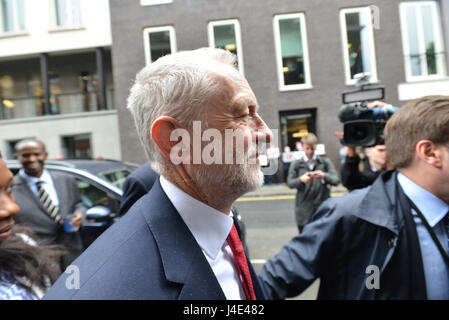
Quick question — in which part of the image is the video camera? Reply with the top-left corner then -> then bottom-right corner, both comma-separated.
338,73 -> 399,147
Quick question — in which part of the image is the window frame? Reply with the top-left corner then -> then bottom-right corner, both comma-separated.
399,1 -> 447,82
207,19 -> 245,75
0,0 -> 26,35
339,7 -> 378,85
140,0 -> 172,6
49,0 -> 83,31
143,25 -> 177,66
273,12 -> 312,92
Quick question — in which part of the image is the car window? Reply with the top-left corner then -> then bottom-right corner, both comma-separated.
95,169 -> 134,190
75,178 -> 118,211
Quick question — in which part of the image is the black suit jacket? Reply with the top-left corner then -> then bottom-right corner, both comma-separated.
44,179 -> 266,299
119,163 -> 158,215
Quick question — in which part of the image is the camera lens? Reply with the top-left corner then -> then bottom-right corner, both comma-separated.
348,123 -> 369,140
343,120 -> 376,146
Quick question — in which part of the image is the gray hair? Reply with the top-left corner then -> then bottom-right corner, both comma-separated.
126,47 -> 237,173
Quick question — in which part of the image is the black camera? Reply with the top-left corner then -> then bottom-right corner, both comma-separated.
338,73 -> 399,147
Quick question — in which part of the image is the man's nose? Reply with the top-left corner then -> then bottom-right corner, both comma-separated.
255,117 -> 273,145
27,155 -> 37,162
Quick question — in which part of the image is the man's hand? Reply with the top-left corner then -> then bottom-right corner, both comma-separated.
311,170 -> 326,180
299,172 -> 313,184
70,213 -> 83,232
366,100 -> 387,109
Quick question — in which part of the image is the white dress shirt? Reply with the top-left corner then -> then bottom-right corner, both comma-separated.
19,169 -> 59,207
159,175 -> 246,300
302,154 -> 316,171
397,172 -> 449,299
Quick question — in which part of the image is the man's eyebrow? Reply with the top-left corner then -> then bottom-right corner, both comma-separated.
232,96 -> 259,112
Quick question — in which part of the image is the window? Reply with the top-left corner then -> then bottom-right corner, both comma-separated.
0,0 -> 25,33
6,138 -> 29,159
340,7 -> 378,84
140,0 -> 172,6
76,178 -> 111,209
51,0 -> 82,28
208,19 -> 244,74
62,133 -> 92,159
143,26 -> 176,65
273,13 -> 312,91
96,168 -> 133,190
399,1 -> 446,81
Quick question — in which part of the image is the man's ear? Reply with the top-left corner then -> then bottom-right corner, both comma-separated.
415,140 -> 443,169
151,116 -> 181,159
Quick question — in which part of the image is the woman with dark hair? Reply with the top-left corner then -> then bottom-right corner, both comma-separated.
0,152 -> 65,299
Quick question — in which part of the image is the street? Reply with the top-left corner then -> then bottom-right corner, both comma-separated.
234,195 -> 320,300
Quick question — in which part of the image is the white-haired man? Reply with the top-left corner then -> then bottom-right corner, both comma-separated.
45,48 -> 271,300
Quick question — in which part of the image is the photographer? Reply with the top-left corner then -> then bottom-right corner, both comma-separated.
337,101 -> 391,191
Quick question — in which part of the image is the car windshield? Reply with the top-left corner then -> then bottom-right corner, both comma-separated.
95,168 -> 135,189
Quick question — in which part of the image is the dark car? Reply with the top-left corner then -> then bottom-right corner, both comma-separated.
6,159 -> 138,249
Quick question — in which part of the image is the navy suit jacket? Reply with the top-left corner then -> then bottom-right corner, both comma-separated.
44,179 -> 266,300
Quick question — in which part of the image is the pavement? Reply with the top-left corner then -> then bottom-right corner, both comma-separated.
239,182 -> 348,199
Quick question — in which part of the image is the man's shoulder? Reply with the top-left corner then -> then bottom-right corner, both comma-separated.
44,185 -> 182,299
12,173 -> 25,184
317,154 -> 333,164
127,163 -> 158,186
47,170 -> 75,181
316,186 -> 371,219
44,202 -> 169,299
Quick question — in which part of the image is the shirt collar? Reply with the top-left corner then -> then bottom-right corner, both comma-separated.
159,175 -> 234,260
397,172 -> 449,227
19,168 -> 51,185
303,154 -> 316,163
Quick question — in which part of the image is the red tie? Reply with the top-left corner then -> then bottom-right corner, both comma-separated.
227,224 -> 257,300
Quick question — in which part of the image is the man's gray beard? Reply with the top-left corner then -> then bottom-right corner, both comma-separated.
192,162 -> 264,199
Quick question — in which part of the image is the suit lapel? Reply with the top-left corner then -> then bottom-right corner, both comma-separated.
14,175 -> 45,211
142,180 -> 226,300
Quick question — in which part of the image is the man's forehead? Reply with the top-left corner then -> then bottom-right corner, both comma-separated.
17,141 -> 45,152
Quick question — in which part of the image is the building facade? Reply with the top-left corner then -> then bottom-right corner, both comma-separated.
0,0 -> 120,160
111,0 -> 448,169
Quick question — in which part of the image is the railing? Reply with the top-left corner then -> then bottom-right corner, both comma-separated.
0,89 -> 114,121
404,51 -> 447,78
